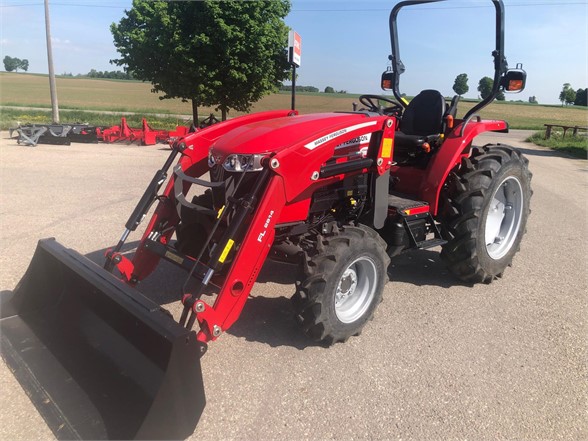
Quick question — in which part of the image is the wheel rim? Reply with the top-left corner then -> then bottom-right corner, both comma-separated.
485,176 -> 524,260
334,256 -> 377,324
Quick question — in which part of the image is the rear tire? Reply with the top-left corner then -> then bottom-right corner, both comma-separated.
440,144 -> 532,283
292,225 -> 390,345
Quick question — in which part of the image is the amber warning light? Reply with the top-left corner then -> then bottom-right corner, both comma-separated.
508,80 -> 524,91
381,70 -> 394,90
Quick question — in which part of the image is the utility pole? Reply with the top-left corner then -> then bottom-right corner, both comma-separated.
44,0 -> 59,123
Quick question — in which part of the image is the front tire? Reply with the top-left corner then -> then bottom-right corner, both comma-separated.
292,225 -> 390,345
440,144 -> 532,283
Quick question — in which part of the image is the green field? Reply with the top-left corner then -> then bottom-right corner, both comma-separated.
1,72 -> 587,130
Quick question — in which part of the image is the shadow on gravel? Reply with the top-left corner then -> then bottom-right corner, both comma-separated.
86,246 -> 319,349
85,244 -> 302,304
227,295 -> 326,350
84,244 -> 463,348
388,249 -> 467,289
516,145 -> 587,160
256,259 -> 302,285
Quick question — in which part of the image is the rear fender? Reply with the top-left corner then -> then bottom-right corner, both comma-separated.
419,119 -> 508,214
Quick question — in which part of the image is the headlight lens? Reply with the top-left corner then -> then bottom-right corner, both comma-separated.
222,153 -> 265,172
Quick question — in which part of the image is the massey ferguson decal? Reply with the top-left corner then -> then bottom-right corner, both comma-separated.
334,133 -> 372,158
304,121 -> 377,150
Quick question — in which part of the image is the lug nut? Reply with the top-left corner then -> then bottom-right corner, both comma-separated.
212,325 -> 222,337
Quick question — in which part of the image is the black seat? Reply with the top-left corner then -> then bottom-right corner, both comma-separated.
394,90 -> 447,163
399,89 -> 446,136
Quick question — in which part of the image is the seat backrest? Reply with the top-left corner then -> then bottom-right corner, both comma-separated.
399,90 -> 446,136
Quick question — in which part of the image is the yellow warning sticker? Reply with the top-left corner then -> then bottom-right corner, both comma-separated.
382,138 -> 393,158
217,205 -> 225,219
218,239 -> 234,263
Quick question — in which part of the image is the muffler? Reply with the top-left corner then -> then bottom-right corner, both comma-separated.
0,238 -> 205,440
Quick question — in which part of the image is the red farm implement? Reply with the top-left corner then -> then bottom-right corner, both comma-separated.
98,117 -> 190,145
10,118 -> 191,147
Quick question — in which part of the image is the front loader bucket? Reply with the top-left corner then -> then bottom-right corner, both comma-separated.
0,239 -> 205,440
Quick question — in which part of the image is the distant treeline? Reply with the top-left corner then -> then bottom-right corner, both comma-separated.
61,69 -> 135,80
280,85 -> 319,93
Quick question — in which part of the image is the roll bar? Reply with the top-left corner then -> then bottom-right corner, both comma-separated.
388,0 -> 508,120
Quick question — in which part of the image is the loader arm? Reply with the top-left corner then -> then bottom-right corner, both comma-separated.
106,111 -> 398,345
176,113 -> 396,343
127,110 -> 298,282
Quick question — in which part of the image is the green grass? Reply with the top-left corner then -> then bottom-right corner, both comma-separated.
526,131 -> 588,158
1,101 -> 177,115
0,108 -> 190,131
2,72 -> 587,131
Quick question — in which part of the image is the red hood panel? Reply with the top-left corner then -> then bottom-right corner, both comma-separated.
210,113 -> 374,157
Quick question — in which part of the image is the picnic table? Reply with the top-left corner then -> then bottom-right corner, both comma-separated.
544,124 -> 588,139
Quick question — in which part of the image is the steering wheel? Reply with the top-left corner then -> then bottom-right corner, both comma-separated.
358,94 -> 403,117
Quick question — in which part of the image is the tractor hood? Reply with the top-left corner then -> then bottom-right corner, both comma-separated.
209,112 -> 376,161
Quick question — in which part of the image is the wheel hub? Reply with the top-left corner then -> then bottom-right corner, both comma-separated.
485,176 -> 524,260
336,268 -> 358,304
334,256 -> 377,324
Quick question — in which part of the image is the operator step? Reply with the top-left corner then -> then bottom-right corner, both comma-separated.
388,191 -> 429,215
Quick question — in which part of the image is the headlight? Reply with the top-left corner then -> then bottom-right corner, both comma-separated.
222,154 -> 265,172
208,150 -> 218,168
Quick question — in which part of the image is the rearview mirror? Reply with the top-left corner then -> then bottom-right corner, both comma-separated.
502,63 -> 527,93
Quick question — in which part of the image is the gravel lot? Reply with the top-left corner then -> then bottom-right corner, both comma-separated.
0,129 -> 586,440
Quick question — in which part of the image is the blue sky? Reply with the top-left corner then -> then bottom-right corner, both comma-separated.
1,0 -> 587,104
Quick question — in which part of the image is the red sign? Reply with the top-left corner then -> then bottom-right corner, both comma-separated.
288,30 -> 301,67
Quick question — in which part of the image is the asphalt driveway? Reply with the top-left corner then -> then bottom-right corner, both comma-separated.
0,129 -> 586,440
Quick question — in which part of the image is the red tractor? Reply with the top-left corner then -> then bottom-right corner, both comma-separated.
1,0 -> 531,439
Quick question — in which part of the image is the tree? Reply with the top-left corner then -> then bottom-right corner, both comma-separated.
86,69 -> 133,80
496,90 -> 505,101
477,76 -> 494,100
452,73 -> 469,96
574,88 -> 587,107
111,0 -> 291,122
3,56 -> 29,72
324,86 -> 335,93
559,83 -> 576,106
3,56 -> 17,72
528,96 -> 538,104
